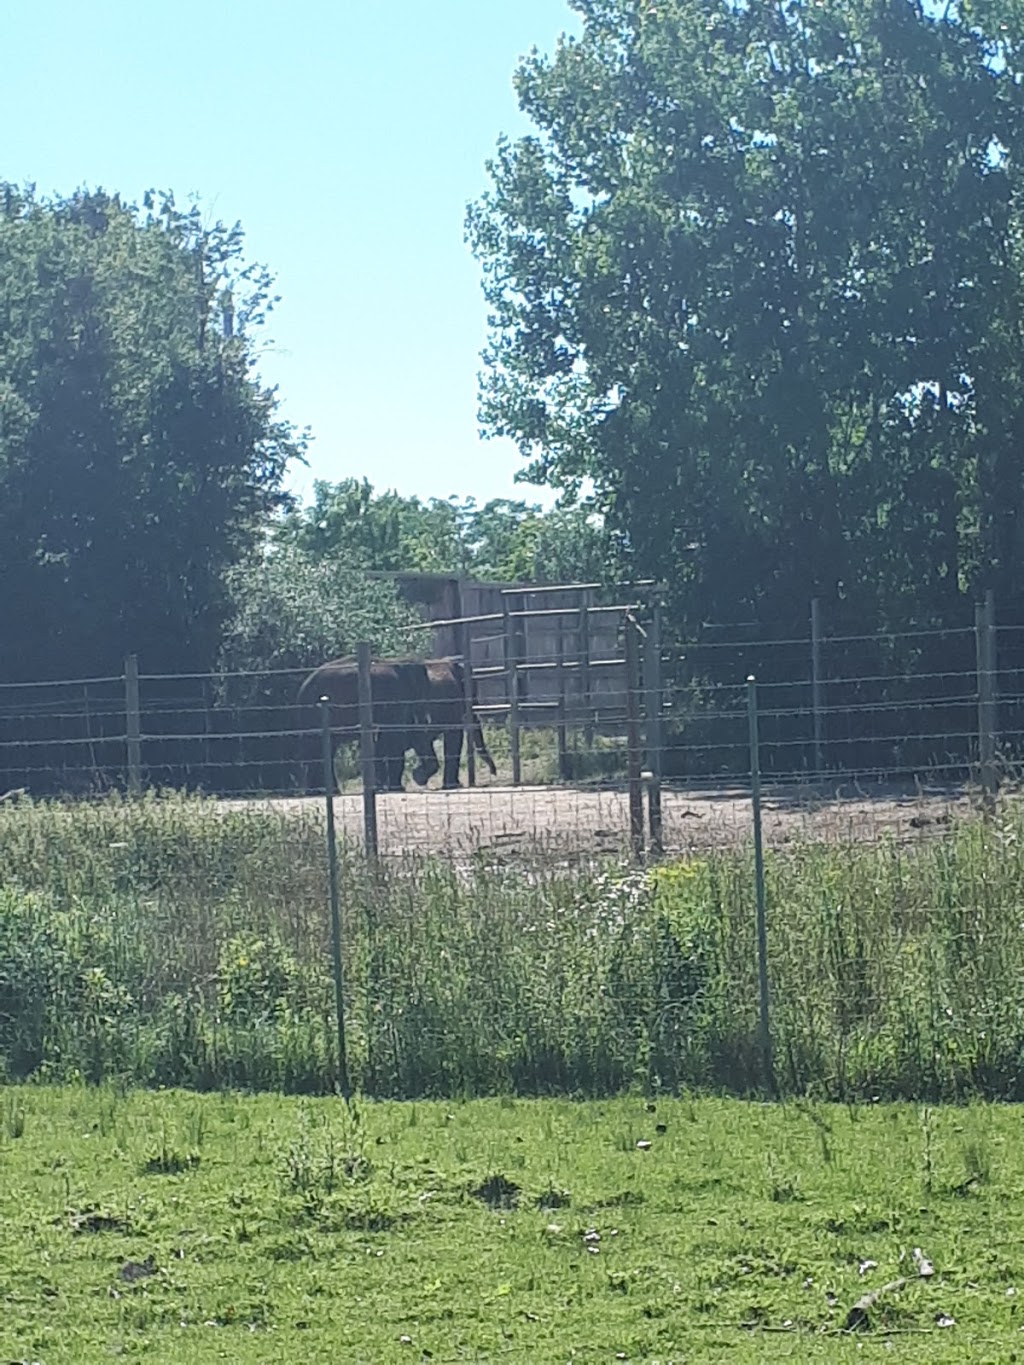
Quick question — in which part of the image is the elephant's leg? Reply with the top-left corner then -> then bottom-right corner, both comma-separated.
374,726 -> 408,792
441,726 -> 464,789
382,748 -> 407,791
411,732 -> 440,787
302,727 -> 335,795
373,752 -> 390,790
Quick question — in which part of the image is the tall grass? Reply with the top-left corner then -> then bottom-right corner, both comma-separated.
2,791 -> 1023,1100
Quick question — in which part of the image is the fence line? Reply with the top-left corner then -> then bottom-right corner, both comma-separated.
0,594 -> 1016,860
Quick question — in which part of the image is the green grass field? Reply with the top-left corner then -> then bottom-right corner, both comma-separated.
2,1087 -> 1022,1362
5,792 -> 1024,1359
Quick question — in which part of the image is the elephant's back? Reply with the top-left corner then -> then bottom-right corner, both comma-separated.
424,657 -> 463,701
297,657 -> 414,706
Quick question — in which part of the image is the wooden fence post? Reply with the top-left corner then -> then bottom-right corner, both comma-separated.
458,618 -> 477,788
624,614 -> 645,861
810,597 -> 824,775
579,591 -> 593,748
453,578 -> 476,787
555,616 -> 570,781
124,654 -> 142,796
356,642 -> 379,858
503,599 -> 522,786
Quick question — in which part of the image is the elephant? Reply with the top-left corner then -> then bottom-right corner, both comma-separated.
296,654 -> 496,793
405,656 -> 497,790
296,656 -> 436,793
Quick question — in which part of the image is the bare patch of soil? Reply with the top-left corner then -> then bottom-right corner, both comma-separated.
221,779 -> 978,858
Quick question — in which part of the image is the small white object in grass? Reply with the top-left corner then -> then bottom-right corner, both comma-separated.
636,1139 -> 652,1150
858,1259 -> 878,1276
936,1314 -> 955,1328
399,1336 -> 413,1345
914,1247 -> 935,1277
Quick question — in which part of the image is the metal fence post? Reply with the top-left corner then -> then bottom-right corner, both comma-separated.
624,614 -> 645,862
810,597 -> 824,775
124,654 -> 142,796
976,593 -> 998,811
356,642 -> 379,858
747,675 -> 774,1094
503,600 -> 522,786
644,603 -> 664,857
319,697 -> 350,1100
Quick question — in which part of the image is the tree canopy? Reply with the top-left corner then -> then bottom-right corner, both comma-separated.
278,477 -> 614,584
0,185 -> 301,681
468,0 -> 1024,634
218,541 -> 423,680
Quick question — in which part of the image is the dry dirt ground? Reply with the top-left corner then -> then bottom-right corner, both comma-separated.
227,780 -> 980,859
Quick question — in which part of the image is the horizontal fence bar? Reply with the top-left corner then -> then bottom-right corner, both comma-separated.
504,606 -> 584,620
140,665 -> 313,682
499,579 -> 659,596
409,613 -> 504,631
473,701 -> 560,715
0,673 -> 124,691
683,625 -> 975,651
503,603 -> 635,620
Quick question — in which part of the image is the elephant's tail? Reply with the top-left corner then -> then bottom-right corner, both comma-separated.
473,719 -> 497,777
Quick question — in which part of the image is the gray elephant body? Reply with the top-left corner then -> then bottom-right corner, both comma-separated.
409,657 -> 497,789
296,656 -> 434,792
296,655 -> 496,792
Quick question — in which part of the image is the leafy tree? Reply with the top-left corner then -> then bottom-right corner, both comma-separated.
279,478 -> 615,583
279,478 -> 465,574
0,185 -> 301,681
218,542 -> 423,679
467,0 -> 1024,635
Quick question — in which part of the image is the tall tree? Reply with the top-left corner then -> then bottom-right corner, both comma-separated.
468,0 -> 1024,634
0,186 -> 301,680
279,477 -> 615,583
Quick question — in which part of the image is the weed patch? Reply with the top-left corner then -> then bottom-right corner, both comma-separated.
3,792 -> 1024,1100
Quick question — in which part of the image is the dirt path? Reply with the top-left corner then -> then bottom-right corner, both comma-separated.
223,780 -> 975,858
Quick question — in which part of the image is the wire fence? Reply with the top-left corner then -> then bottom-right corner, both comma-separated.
0,590 -> 1013,857
9,594 -> 1024,1161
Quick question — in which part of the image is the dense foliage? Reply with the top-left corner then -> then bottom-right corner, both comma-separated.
0,185 -> 300,681
218,543 -> 423,678
468,0 -> 1024,635
278,477 -> 615,583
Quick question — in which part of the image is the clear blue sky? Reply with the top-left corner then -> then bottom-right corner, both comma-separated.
2,0 -> 580,508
